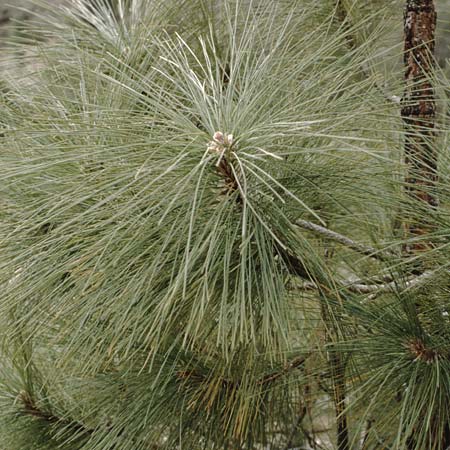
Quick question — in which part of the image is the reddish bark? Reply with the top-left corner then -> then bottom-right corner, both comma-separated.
400,4 -> 450,449
401,0 -> 438,253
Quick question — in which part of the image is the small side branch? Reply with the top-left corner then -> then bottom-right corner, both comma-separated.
284,405 -> 307,450
178,354 -> 309,388
344,269 -> 435,296
331,351 -> 349,450
258,355 -> 308,385
295,219 -> 392,262
18,391 -> 93,438
320,301 -> 349,450
299,269 -> 436,298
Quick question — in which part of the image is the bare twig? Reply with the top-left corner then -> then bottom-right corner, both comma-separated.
284,404 -> 307,450
178,354 -> 309,388
295,219 -> 392,262
319,299 -> 349,450
299,269 -> 437,298
258,355 -> 308,385
344,270 -> 435,295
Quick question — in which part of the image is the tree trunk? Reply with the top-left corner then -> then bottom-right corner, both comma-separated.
401,0 -> 438,254
401,2 -> 450,449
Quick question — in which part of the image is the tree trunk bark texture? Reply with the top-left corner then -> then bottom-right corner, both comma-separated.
401,0 -> 438,253
401,4 -> 449,449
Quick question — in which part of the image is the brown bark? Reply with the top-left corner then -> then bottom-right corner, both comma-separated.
401,0 -> 438,253
401,5 -> 449,448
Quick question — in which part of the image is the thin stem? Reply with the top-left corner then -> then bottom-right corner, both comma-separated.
360,419 -> 373,450
344,269 -> 435,295
178,354 -> 309,387
284,403 -> 307,450
19,391 -> 93,438
298,269 -> 437,298
295,219 -> 392,261
320,300 -> 349,450
258,355 -> 308,385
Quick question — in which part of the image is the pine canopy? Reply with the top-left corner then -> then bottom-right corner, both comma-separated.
0,1 -> 450,449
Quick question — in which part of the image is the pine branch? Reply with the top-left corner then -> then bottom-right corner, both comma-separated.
257,355 -> 308,385
279,244 -> 313,280
320,300 -> 349,450
284,381 -> 310,450
284,405 -> 307,450
295,219 -> 393,261
343,269 -> 435,295
299,269 -> 438,298
18,391 -> 93,439
177,354 -> 308,389
18,391 -> 161,449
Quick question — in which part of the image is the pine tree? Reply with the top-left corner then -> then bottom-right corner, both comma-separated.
1,1 -> 449,449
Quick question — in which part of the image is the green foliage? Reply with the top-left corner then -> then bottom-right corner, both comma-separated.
0,0 -> 449,449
